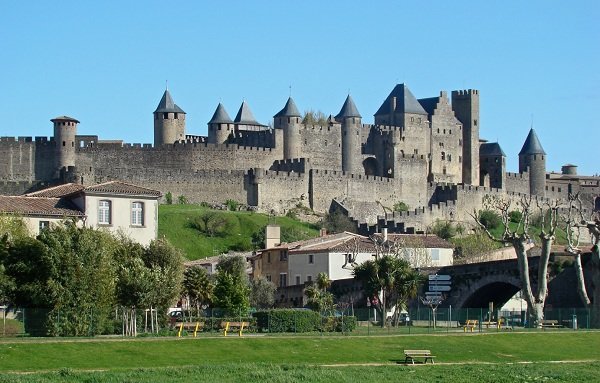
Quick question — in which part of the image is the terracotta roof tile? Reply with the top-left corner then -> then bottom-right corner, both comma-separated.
84,181 -> 162,197
25,183 -> 85,198
0,196 -> 83,217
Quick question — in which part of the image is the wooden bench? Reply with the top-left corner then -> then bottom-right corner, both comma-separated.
221,321 -> 250,337
404,349 -> 435,364
463,319 -> 478,332
176,321 -> 204,337
541,320 -> 562,329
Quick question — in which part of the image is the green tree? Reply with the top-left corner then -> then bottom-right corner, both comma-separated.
183,266 -> 214,317
0,216 -> 30,304
213,256 -> 250,316
164,192 -> 173,205
249,277 -> 276,309
321,210 -> 357,234
142,238 -> 185,315
191,211 -> 234,237
302,109 -> 328,126
304,272 -> 334,315
353,256 -> 424,327
393,201 -> 409,212
429,220 -> 456,240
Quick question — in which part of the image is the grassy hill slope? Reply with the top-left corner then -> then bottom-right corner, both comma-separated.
158,204 -> 320,260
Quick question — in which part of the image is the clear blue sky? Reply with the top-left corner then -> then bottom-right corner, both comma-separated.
1,1 -> 598,175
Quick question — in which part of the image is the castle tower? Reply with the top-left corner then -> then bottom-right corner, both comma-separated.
153,89 -> 186,146
335,95 -> 362,174
451,89 -> 480,186
479,142 -> 506,189
274,97 -> 302,159
51,115 -> 79,177
519,128 -> 546,197
207,103 -> 234,144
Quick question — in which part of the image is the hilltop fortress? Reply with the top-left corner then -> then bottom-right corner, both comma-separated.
0,84 -> 598,232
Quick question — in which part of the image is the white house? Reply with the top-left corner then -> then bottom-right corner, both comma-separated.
0,181 -> 161,245
251,229 -> 454,287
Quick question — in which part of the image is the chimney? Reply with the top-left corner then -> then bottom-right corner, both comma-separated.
320,228 -> 327,237
265,225 -> 281,249
382,227 -> 388,242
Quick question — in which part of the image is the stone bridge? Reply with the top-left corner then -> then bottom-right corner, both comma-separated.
422,254 -> 592,309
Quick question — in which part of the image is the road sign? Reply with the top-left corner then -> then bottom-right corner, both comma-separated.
429,280 -> 451,285
425,292 -> 443,297
428,285 -> 451,292
429,274 -> 451,281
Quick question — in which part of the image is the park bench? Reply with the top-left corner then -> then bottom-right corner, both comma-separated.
463,319 -> 478,332
176,321 -> 204,337
541,320 -> 562,329
221,321 -> 250,336
404,349 -> 435,364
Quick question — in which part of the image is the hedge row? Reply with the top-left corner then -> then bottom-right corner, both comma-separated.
253,309 -> 357,333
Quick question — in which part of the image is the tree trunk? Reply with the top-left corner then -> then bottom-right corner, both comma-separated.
573,253 -> 591,306
591,245 -> 600,328
513,239 -> 544,327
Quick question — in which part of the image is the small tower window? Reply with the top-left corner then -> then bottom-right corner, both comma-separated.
174,113 -> 178,119
474,119 -> 478,126
441,152 -> 446,160
62,141 -> 66,147
163,113 -> 168,119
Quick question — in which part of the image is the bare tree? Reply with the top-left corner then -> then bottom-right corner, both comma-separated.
564,193 -> 600,327
471,195 -> 559,327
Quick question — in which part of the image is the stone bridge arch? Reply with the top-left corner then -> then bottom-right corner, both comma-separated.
450,274 -> 522,309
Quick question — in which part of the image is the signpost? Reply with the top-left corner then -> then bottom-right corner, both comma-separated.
421,275 -> 452,329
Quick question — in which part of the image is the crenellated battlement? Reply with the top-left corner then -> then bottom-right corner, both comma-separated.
270,158 -> 310,173
451,89 -> 479,96
311,169 -> 393,183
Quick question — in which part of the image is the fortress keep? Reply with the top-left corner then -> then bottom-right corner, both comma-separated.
0,84 -> 597,232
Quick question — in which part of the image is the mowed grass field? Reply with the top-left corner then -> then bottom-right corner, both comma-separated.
0,332 -> 599,382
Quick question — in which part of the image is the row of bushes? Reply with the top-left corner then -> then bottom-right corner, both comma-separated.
254,309 -> 357,333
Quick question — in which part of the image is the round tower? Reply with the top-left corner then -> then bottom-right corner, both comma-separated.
153,89 -> 186,146
518,128 -> 546,197
51,115 -> 79,176
335,95 -> 362,174
274,97 -> 302,159
207,103 -> 234,144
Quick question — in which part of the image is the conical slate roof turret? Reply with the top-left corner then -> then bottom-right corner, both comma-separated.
234,101 -> 262,125
274,97 -> 301,118
375,84 -> 427,116
335,95 -> 362,119
208,103 -> 233,124
154,90 -> 185,114
519,128 -> 546,155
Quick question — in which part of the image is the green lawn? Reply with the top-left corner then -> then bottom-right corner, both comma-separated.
158,204 -> 320,260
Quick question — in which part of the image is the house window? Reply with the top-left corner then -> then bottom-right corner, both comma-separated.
39,221 -> 50,233
279,273 -> 287,287
266,274 -> 271,282
280,251 -> 287,261
267,253 -> 271,263
98,200 -> 111,225
131,202 -> 144,226
308,254 -> 314,264
306,275 -> 312,283
295,275 -> 301,285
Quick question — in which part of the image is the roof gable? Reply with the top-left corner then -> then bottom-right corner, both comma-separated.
234,101 -> 263,125
0,196 -> 83,217
25,183 -> 85,198
84,181 -> 162,197
375,84 -> 428,116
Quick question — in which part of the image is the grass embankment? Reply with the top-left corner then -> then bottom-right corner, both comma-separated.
0,332 -> 599,373
158,204 -> 320,260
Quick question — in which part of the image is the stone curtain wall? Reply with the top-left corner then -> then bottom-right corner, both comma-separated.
0,138 -> 56,184
299,125 -> 342,170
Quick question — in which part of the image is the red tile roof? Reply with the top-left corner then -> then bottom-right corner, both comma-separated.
25,183 -> 85,198
0,196 -> 83,217
84,181 -> 162,197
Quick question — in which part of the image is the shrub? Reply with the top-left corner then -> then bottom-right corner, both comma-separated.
509,210 -> 523,223
393,201 -> 409,212
429,220 -> 456,240
479,210 -> 502,230
178,195 -> 188,205
165,192 -> 173,205
335,315 -> 357,332
225,199 -> 240,211
254,309 -> 321,333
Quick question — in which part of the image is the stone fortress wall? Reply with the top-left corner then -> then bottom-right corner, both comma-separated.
0,83 -> 597,234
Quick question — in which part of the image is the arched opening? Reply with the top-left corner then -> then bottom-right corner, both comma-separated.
595,197 -> 600,212
461,281 -> 520,309
363,157 -> 379,176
